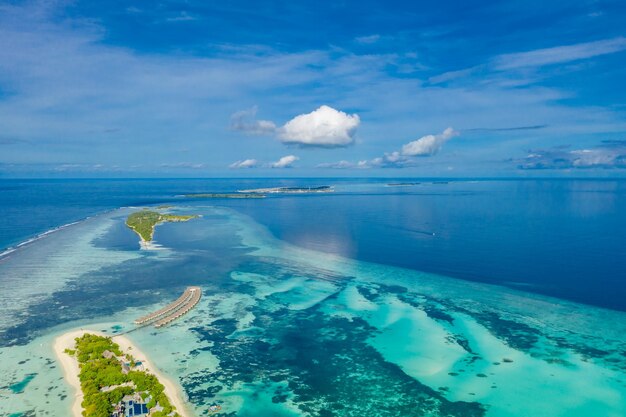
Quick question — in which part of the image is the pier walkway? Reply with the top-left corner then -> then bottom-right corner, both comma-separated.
134,286 -> 202,328
155,288 -> 202,328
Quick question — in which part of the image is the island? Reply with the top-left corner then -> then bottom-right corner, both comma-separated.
55,331 -> 188,417
125,210 -> 198,243
387,182 -> 421,187
237,186 -> 333,194
183,193 -> 266,199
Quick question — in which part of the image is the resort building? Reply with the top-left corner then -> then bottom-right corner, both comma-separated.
111,394 -> 150,417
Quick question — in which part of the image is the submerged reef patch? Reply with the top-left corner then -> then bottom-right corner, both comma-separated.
182,260 -> 487,417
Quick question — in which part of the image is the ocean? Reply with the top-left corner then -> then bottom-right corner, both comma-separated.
0,178 -> 625,417
2,178 -> 625,310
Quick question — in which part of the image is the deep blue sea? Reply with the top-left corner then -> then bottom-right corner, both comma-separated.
1,178 -> 625,311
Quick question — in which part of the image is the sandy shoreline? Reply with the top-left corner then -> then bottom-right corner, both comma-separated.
53,329 -> 190,417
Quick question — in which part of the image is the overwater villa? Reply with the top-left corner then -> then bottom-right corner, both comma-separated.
134,286 -> 202,328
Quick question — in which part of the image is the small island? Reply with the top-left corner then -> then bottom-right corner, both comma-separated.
126,210 -> 198,243
55,331 -> 188,417
183,193 -> 266,199
387,182 -> 421,187
237,186 -> 333,194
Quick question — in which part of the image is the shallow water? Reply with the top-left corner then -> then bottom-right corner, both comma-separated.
0,204 -> 625,416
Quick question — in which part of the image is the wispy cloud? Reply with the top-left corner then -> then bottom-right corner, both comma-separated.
363,152 -> 413,168
229,155 -> 300,169
229,159 -> 258,169
320,127 -> 458,169
230,106 -> 277,135
355,34 -> 381,44
464,125 -> 548,132
160,162 -> 206,169
430,37 -> 626,86
316,160 -> 357,169
428,67 -> 478,84
52,163 -> 119,172
270,155 -> 299,168
493,37 -> 626,70
517,140 -> 626,169
165,12 -> 198,22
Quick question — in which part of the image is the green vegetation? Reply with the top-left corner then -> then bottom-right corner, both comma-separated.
126,210 -> 198,242
184,193 -> 266,199
70,333 -> 180,417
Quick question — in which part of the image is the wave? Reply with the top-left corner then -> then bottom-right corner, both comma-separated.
0,220 -> 85,260
0,204 -> 186,261
0,205 -> 133,260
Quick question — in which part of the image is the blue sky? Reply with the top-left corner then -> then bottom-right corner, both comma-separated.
1,0 -> 626,177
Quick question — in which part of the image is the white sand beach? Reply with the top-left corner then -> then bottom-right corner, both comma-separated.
53,329 -> 190,417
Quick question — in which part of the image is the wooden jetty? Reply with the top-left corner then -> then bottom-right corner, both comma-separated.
134,286 -> 202,328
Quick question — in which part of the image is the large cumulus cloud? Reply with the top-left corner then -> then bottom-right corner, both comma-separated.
278,105 -> 360,147
231,105 -> 360,148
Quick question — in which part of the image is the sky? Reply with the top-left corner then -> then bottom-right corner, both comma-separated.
1,0 -> 626,177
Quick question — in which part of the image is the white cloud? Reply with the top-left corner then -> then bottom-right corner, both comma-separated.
518,141 -> 626,169
231,105 -> 360,148
2,2 -> 625,173
319,152 -> 413,170
52,163 -> 117,172
571,149 -> 618,167
229,159 -> 258,169
401,127 -> 459,156
316,160 -> 355,169
278,105 -> 360,147
160,162 -> 206,169
271,155 -> 299,168
493,37 -> 626,70
570,149 -> 617,167
230,106 -> 277,135
360,152 -> 414,168
230,155 -> 300,168
319,128 -> 459,169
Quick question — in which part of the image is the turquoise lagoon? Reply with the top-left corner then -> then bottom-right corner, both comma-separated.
0,205 -> 625,417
